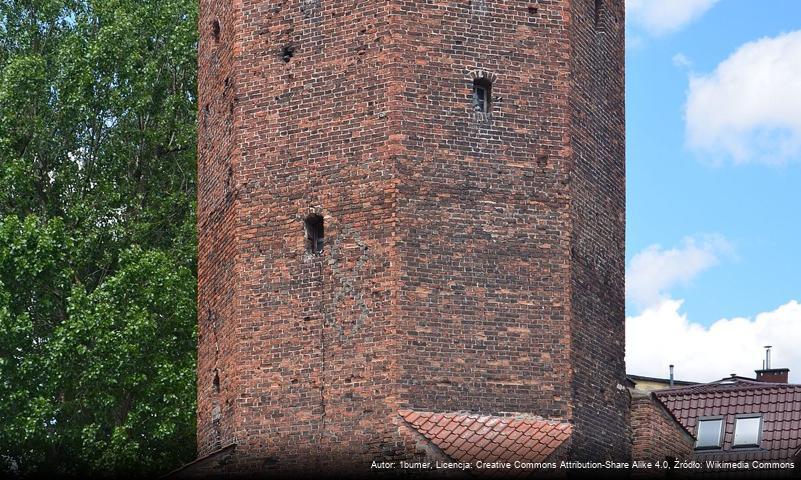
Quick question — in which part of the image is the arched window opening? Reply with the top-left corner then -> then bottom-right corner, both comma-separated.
473,78 -> 492,113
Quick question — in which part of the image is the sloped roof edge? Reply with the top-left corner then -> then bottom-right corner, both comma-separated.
399,410 -> 571,465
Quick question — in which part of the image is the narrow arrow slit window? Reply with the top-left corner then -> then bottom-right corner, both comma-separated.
305,214 -> 324,255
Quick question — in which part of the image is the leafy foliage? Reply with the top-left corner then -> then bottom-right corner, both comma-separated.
0,0 -> 198,475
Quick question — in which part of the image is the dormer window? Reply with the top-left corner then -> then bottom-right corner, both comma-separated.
473,78 -> 492,113
733,416 -> 762,448
695,418 -> 724,449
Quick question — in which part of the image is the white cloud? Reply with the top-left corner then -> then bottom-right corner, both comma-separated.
627,299 -> 801,382
627,0 -> 719,36
626,235 -> 732,309
672,53 -> 693,69
685,31 -> 801,165
626,238 -> 801,383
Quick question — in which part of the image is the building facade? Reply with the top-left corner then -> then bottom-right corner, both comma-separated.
194,0 -> 626,474
655,374 -> 801,474
626,366 -> 801,478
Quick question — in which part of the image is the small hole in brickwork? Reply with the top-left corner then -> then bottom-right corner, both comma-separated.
473,78 -> 492,113
304,214 -> 324,255
281,45 -> 295,63
528,5 -> 538,15
211,20 -> 221,44
213,370 -> 220,393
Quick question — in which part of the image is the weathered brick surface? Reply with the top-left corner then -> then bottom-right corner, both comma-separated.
196,0 -> 626,475
196,0 -> 240,459
630,393 -> 694,475
392,0 -> 575,421
566,0 -> 629,461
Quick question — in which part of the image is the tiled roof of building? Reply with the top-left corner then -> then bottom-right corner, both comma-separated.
398,410 -> 571,468
655,378 -> 801,463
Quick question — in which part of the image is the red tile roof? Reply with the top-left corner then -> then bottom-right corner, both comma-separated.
655,378 -> 801,463
399,410 -> 571,470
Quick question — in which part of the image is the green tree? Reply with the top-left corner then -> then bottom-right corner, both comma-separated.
0,0 -> 198,475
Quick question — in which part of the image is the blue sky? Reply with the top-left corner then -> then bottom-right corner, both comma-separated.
624,0 -> 801,381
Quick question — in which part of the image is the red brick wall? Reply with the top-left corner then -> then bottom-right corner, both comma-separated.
391,0 -> 575,419
196,0 -> 627,473
567,0 -> 629,460
197,0 -> 241,458
198,0 -> 408,473
631,393 -> 694,468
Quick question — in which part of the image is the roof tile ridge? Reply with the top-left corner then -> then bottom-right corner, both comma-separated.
657,379 -> 801,396
398,409 -> 569,422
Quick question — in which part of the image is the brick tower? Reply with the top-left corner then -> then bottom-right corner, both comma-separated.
195,0 -> 626,475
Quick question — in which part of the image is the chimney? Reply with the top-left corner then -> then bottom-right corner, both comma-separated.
755,346 -> 789,383
756,369 -> 789,383
669,365 -> 674,387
